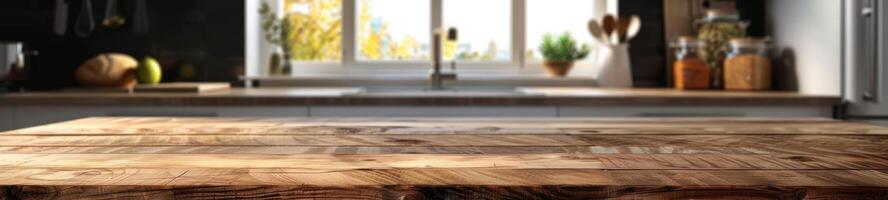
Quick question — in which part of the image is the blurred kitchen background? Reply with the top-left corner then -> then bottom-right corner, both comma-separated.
0,0 -> 771,90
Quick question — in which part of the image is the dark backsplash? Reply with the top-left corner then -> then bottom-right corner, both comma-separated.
619,0 -> 667,87
0,0 -> 244,90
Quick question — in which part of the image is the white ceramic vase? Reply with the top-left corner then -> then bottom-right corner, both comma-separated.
595,44 -> 633,88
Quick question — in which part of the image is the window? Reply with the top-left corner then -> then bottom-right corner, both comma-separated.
443,0 -> 511,61
256,0 -> 609,72
526,0 -> 597,62
284,0 -> 342,61
357,0 -> 431,61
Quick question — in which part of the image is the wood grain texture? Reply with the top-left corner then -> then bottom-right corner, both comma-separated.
4,185 -> 888,200
1,117 -> 887,199
0,153 -> 887,170
11,117 -> 884,137
2,145 -> 885,155
2,135 -> 886,148
3,168 -> 888,187
0,88 -> 841,106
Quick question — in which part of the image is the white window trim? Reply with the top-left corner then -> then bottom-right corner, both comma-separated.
246,0 -> 616,77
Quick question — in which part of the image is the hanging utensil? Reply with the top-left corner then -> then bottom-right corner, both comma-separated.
587,19 -> 606,44
626,15 -> 642,41
53,0 -> 69,36
602,15 -> 617,45
102,0 -> 126,28
75,0 -> 95,38
133,0 -> 149,35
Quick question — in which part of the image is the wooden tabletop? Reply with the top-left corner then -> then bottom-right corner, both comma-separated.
1,117 -> 887,199
0,88 -> 841,106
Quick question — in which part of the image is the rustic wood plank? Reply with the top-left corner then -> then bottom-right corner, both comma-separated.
2,117 -> 888,199
1,186 -> 424,200
0,153 -> 886,170
3,185 -> 887,200
0,154 -> 610,170
13,126 -> 887,135
11,117 -> 886,135
1,145 -> 884,155
2,168 -> 888,187
0,134 -> 886,148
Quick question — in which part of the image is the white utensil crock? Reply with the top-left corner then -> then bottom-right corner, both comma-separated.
595,44 -> 633,88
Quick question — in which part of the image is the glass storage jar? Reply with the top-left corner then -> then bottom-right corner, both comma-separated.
697,9 -> 748,89
670,36 -> 710,90
723,37 -> 771,91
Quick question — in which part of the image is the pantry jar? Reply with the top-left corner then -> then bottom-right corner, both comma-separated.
697,9 -> 748,89
724,38 -> 772,91
671,37 -> 710,90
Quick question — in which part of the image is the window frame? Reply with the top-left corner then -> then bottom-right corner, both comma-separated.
259,0 -> 612,74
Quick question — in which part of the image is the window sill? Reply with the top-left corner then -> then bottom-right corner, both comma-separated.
246,74 -> 598,87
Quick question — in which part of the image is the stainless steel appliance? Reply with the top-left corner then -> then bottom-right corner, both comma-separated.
841,0 -> 888,124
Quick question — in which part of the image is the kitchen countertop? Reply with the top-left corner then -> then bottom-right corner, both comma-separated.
1,117 -> 886,199
0,87 -> 841,106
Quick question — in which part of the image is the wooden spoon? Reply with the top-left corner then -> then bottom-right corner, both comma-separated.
617,16 -> 631,43
587,19 -> 605,44
601,15 -> 617,45
626,15 -> 642,41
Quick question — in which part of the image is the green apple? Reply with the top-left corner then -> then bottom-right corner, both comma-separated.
138,56 -> 162,84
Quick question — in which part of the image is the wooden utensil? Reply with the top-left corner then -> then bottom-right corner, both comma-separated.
64,83 -> 231,93
134,83 -> 231,93
617,16 -> 632,43
626,15 -> 642,41
602,15 -> 617,45
587,19 -> 605,44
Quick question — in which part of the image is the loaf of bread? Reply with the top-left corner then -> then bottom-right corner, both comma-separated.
75,53 -> 139,87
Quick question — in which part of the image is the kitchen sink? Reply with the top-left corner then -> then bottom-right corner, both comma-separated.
343,86 -> 542,96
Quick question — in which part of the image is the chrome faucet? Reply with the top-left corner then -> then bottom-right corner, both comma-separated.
430,27 -> 458,90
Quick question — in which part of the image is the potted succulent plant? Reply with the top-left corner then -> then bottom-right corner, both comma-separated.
539,32 -> 591,77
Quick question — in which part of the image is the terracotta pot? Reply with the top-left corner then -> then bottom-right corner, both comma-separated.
543,61 -> 575,77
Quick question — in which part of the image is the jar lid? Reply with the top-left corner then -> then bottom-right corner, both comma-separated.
704,9 -> 741,21
671,36 -> 705,48
728,37 -> 771,48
